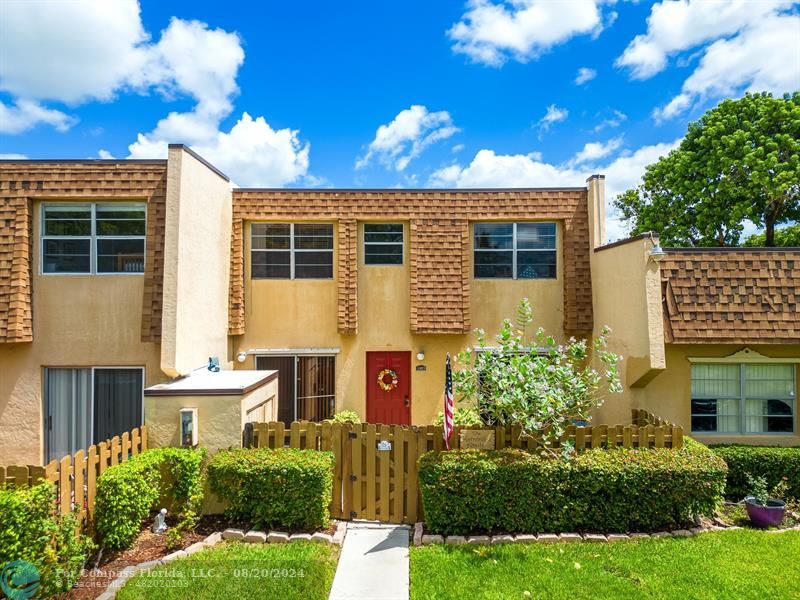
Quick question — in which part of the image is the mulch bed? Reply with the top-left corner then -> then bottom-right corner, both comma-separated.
62,515 -> 337,599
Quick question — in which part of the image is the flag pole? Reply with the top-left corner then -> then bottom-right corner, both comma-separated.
443,353 -> 454,450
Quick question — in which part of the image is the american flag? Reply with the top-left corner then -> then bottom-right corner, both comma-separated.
443,353 -> 454,450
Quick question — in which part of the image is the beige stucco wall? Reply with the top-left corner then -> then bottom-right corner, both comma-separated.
640,344 -> 800,446
160,146 -> 232,377
233,220 -> 566,425
0,201 -> 163,466
589,235 -> 666,425
144,378 -> 278,455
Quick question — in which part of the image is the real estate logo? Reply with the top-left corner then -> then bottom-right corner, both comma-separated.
0,560 -> 41,600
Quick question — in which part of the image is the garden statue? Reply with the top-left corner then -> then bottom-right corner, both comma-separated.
152,508 -> 168,533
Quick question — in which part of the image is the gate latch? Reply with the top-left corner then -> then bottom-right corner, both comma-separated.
348,432 -> 358,439
349,474 -> 358,481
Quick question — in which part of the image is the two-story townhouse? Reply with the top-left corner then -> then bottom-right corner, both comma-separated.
1,146 -> 797,467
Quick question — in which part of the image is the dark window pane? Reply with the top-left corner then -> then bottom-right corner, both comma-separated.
766,416 -> 793,433
97,239 -> 145,273
96,205 -> 146,236
295,224 -> 333,237
766,399 -> 793,416
365,253 -> 403,265
44,206 -> 92,236
295,264 -> 333,278
251,251 -> 290,266
475,250 -> 513,278
42,239 -> 91,273
517,250 -> 556,279
517,223 -> 556,249
691,398 -> 717,415
252,235 -> 290,250
295,250 -> 334,267
295,235 -> 334,250
475,223 -> 513,249
365,224 -> 403,243
252,263 -> 291,278
691,415 -> 717,432
252,223 -> 290,236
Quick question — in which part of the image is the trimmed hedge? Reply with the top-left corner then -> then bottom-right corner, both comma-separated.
0,482 -> 94,595
418,439 -> 726,535
710,445 -> 800,500
208,448 -> 334,531
95,447 -> 205,549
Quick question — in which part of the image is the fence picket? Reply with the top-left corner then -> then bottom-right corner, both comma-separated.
393,426 -> 405,523
379,425 -> 391,521
365,424 -> 377,521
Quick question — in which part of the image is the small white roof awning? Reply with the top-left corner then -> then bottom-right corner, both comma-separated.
144,369 -> 278,396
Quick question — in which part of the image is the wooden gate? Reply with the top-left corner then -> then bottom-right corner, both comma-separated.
247,413 -> 683,525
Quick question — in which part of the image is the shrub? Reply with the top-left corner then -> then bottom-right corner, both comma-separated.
710,445 -> 800,500
327,410 -> 361,424
0,482 -> 94,596
454,298 -> 621,452
432,407 -> 483,427
418,439 -> 726,535
208,448 -> 333,530
95,447 -> 205,549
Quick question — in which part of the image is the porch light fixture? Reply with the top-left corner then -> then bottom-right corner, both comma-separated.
648,232 -> 667,263
236,352 -> 247,363
416,351 -> 425,361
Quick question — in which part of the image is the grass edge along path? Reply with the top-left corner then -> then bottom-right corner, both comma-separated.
410,529 -> 800,600
117,541 -> 339,600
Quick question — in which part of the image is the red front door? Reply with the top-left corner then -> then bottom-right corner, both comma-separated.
366,351 -> 411,425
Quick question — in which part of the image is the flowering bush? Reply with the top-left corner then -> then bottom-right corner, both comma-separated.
453,298 -> 621,453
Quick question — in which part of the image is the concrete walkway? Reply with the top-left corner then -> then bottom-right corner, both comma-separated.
329,522 -> 410,600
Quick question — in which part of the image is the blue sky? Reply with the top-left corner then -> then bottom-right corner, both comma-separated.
1,0 -> 798,238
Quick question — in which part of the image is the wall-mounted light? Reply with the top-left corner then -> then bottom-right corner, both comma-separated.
180,408 -> 198,447
236,352 -> 247,363
648,232 -> 667,263
416,351 -> 425,361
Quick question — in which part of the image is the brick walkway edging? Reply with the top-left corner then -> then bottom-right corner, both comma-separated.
97,522 -> 347,600
411,521 -> 800,546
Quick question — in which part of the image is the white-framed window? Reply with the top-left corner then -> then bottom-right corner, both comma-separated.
473,222 -> 556,279
251,223 -> 334,279
364,223 -> 403,265
41,203 -> 146,274
691,363 -> 796,434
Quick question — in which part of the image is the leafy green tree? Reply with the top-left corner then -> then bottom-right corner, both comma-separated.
615,92 -> 800,246
453,298 -> 621,455
743,223 -> 800,247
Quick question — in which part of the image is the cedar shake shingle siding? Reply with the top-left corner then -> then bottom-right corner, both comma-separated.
661,249 -> 800,344
0,161 -> 168,343
229,188 -> 594,337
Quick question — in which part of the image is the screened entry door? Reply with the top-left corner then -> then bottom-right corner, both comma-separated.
256,356 -> 335,425
44,367 -> 143,463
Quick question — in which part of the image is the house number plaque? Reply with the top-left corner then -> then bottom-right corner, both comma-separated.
377,440 -> 392,451
459,430 -> 495,450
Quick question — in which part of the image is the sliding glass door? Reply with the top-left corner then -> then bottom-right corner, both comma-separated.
256,355 -> 335,424
44,367 -> 143,463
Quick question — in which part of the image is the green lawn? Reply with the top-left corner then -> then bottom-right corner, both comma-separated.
410,530 -> 800,600
117,542 -> 339,600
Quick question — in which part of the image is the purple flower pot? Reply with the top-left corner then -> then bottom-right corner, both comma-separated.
744,496 -> 786,528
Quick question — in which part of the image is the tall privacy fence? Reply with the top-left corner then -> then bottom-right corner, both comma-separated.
0,426 -> 148,528
245,410 -> 683,525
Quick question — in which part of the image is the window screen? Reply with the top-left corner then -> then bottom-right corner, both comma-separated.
364,224 -> 403,265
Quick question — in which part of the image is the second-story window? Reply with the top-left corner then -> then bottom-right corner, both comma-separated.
364,223 -> 403,265
251,223 -> 334,279
42,203 -> 146,274
474,222 -> 556,279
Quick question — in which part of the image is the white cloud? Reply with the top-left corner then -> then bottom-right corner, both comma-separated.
0,99 -> 76,134
356,105 -> 459,172
97,149 -> 115,159
615,0 -> 800,120
616,0 -> 794,79
448,0 -> 603,66
575,67 -> 597,85
592,109 -> 627,132
535,104 -> 568,135
428,139 -> 680,241
0,153 -> 27,159
570,137 -> 623,165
